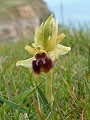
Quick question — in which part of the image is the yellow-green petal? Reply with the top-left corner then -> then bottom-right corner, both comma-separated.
25,45 -> 36,55
16,57 -> 34,69
56,33 -> 65,44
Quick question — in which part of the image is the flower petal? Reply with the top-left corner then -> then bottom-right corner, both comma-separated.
16,57 -> 34,69
56,33 -> 65,44
25,45 -> 36,55
49,44 -> 71,61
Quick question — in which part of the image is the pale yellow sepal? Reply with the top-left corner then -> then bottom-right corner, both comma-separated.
16,57 -> 34,69
56,44 -> 71,52
49,44 -> 71,61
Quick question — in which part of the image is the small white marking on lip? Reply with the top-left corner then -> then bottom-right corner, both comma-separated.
36,59 -> 39,66
42,58 -> 46,64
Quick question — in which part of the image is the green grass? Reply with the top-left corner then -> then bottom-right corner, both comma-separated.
0,26 -> 90,120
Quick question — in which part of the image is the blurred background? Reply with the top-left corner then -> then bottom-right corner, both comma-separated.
0,0 -> 90,42
44,0 -> 90,26
0,0 -> 50,42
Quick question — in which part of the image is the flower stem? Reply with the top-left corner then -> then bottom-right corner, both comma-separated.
45,70 -> 54,104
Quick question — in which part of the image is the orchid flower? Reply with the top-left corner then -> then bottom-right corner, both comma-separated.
16,14 -> 71,104
16,14 -> 71,74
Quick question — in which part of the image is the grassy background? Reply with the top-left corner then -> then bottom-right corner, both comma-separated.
0,26 -> 90,120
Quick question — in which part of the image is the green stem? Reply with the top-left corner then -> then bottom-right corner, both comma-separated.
45,70 -> 54,104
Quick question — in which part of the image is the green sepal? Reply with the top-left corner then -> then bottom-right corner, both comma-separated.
43,14 -> 53,47
34,23 -> 44,48
34,14 -> 58,52
45,21 -> 58,52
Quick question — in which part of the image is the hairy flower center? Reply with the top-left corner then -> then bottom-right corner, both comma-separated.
32,52 -> 53,74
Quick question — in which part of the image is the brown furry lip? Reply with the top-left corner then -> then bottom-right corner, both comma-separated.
32,52 -> 53,74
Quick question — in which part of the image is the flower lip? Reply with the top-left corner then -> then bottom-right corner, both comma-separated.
32,52 -> 53,74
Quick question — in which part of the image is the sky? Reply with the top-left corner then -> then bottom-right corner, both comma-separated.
43,0 -> 90,26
